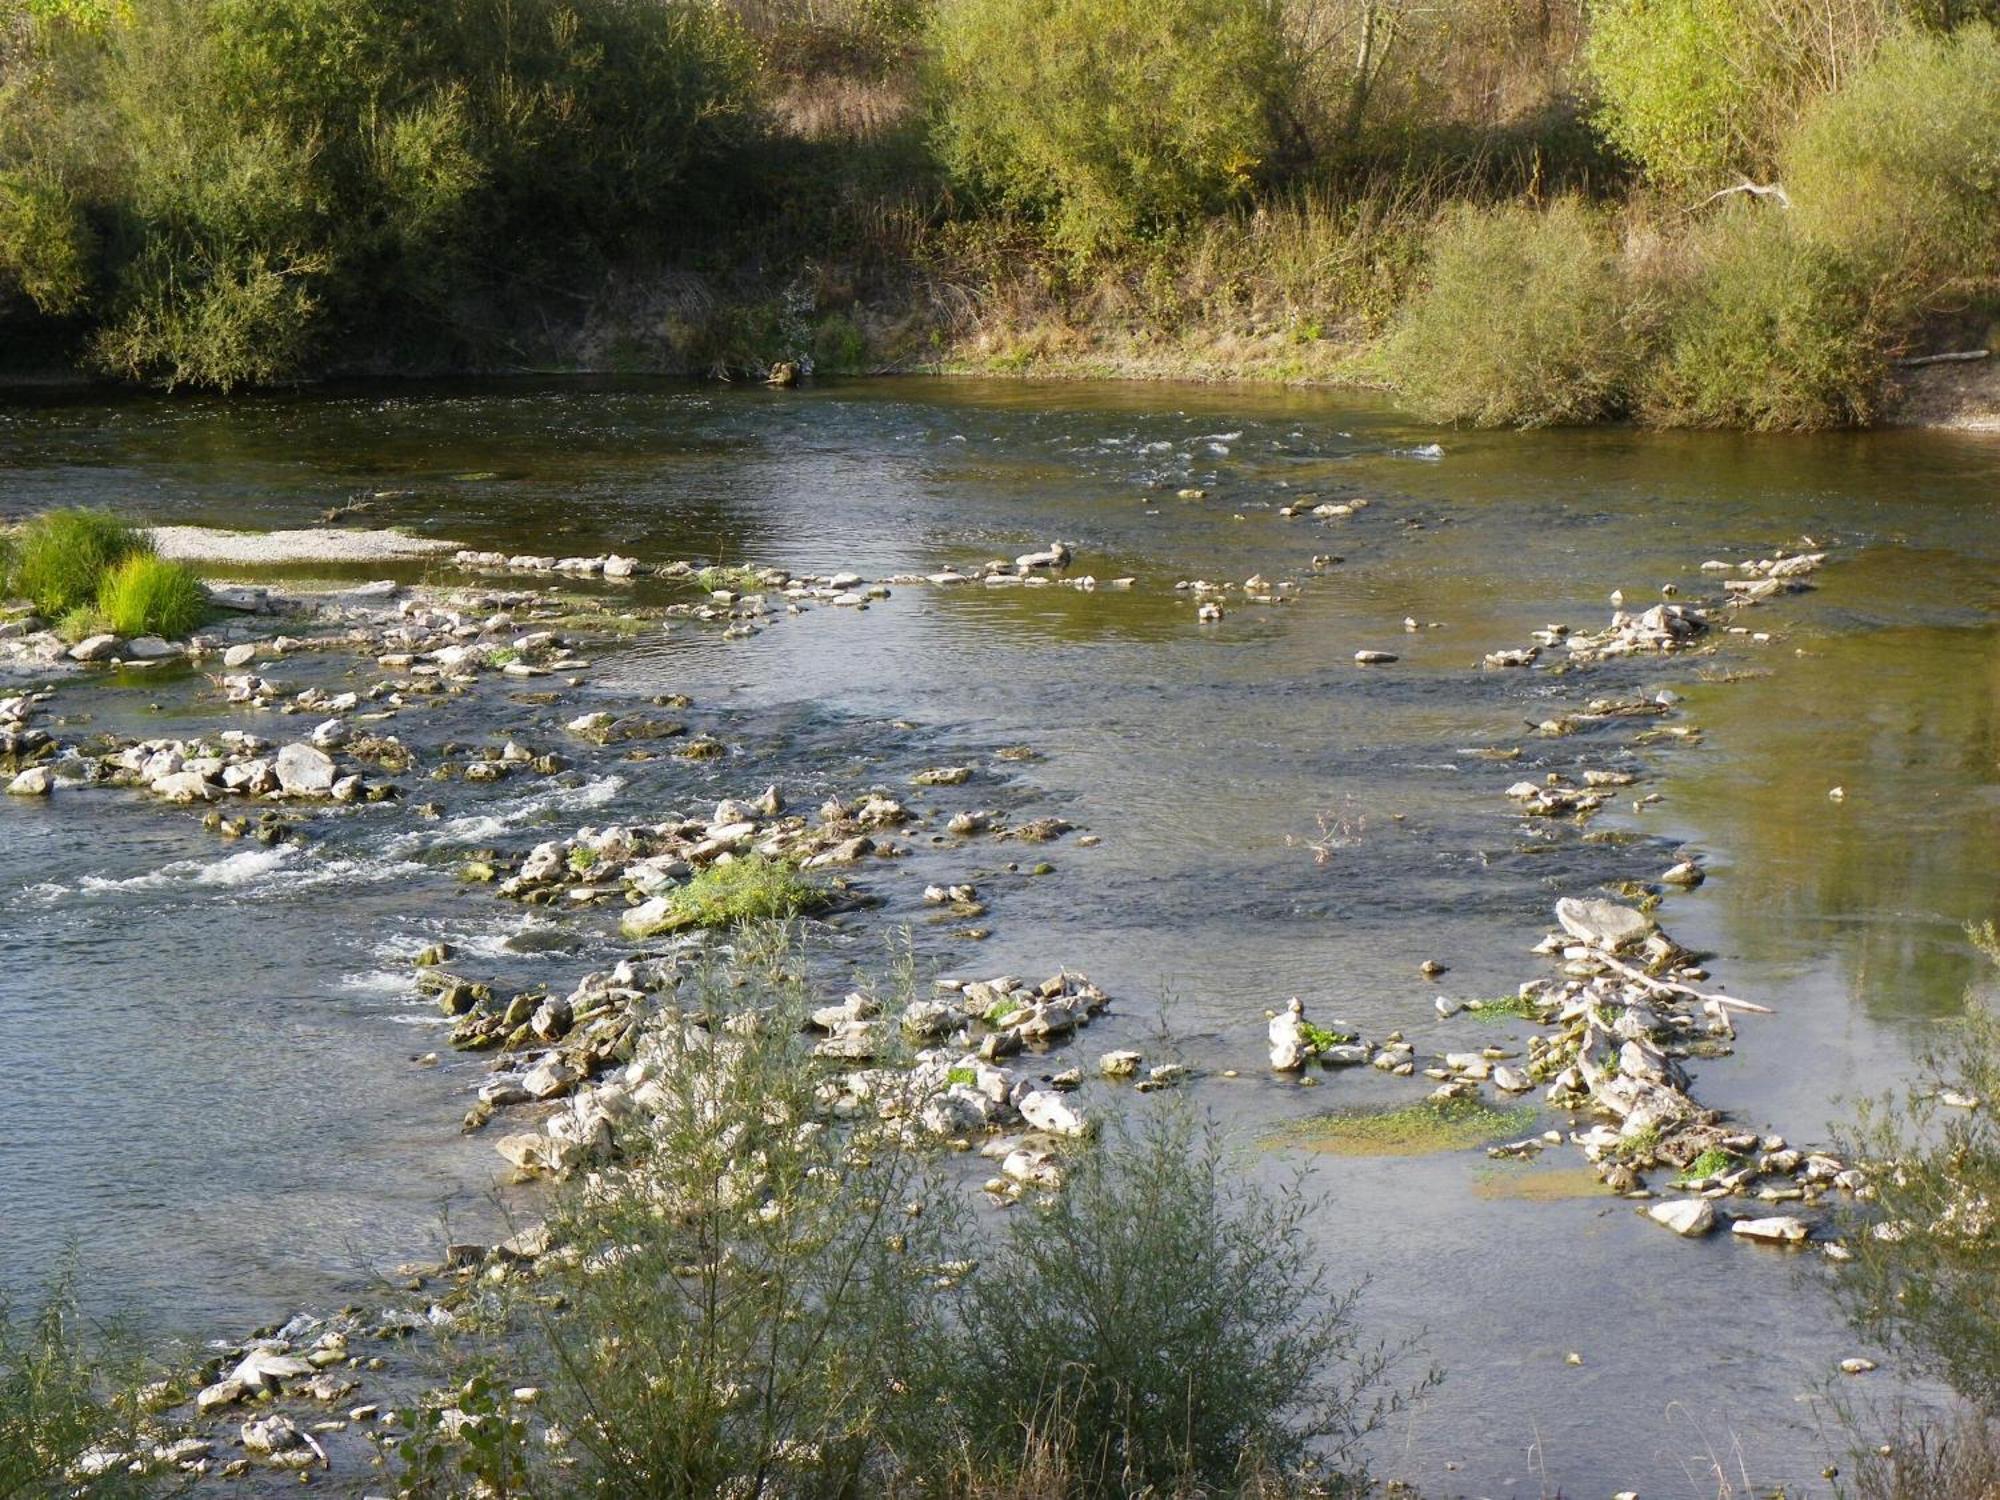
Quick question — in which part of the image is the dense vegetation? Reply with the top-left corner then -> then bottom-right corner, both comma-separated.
0,510 -> 206,638
1,0 -> 1996,424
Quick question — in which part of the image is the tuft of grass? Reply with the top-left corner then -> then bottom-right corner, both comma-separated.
54,606 -> 110,643
647,855 -> 827,932
1286,1096 -> 1536,1157
8,510 -> 153,620
94,553 -> 208,638
691,564 -> 768,594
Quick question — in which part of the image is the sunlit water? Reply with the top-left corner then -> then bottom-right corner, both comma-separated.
3,378 -> 1998,1493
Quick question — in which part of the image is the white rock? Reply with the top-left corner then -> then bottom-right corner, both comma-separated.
1018,1089 -> 1091,1137
227,1348 -> 316,1394
1647,1198 -> 1717,1237
274,743 -> 336,795
1554,896 -> 1654,951
1732,1215 -> 1810,1245
1268,997 -> 1307,1071
6,766 -> 51,796
68,634 -> 121,662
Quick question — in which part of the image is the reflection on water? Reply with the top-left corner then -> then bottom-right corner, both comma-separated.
2,377 -> 1999,1494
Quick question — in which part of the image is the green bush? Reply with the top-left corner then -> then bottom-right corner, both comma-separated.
926,0 -> 1291,254
502,937 -> 955,1497
1,0 -> 761,387
1583,0 -> 1891,186
931,1104 -> 1434,1495
7,509 -> 153,619
1388,196 -> 1638,428
95,553 -> 207,638
0,171 -> 93,315
1786,23 -> 2000,296
1832,923 -> 2000,1415
1,1261 -> 157,1500
1640,207 -> 1882,430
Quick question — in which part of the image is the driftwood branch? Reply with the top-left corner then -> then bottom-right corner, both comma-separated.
1595,951 -> 1775,1014
1894,349 -> 1992,368
1692,179 -> 1792,211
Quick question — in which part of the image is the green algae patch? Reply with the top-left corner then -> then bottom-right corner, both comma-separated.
1280,1097 -> 1536,1158
1471,1164 -> 1604,1202
1462,993 -> 1550,1022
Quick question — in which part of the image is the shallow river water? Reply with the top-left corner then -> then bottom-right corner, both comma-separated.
3,377 -> 1999,1495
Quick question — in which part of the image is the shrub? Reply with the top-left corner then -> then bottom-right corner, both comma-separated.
1639,207 -> 1882,430
0,171 -> 93,315
499,936 -> 956,1496
95,553 -> 207,638
1,1261 -> 156,1500
1583,0 -> 1892,187
8,509 -> 153,619
1388,196 -> 1638,428
928,1103 -> 1435,1495
2,0 -> 761,387
1785,23 -> 2000,297
1831,923 -> 2000,1414
926,0 -> 1291,255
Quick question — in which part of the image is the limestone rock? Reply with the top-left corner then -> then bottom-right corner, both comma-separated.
1648,1199 -> 1717,1237
275,743 -> 336,795
1555,896 -> 1654,951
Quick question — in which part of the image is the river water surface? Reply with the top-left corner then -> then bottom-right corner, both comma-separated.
3,378 -> 1998,1495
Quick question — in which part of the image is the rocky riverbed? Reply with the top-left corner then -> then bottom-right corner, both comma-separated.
0,525 -> 1890,1488
7,378 -> 1997,1494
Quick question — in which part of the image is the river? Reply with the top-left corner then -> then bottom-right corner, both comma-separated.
3,377 -> 1998,1494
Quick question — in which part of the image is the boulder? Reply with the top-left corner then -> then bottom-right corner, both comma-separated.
151,770 -> 219,803
1018,1089 -> 1091,1137
125,636 -> 181,660
1648,1199 -> 1717,1237
1555,896 -> 1654,951
6,766 -> 51,796
1732,1215 -> 1810,1246
274,743 -> 336,795
67,634 -> 121,662
1268,997 -> 1307,1071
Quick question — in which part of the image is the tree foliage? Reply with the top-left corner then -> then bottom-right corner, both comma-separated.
926,0 -> 1292,254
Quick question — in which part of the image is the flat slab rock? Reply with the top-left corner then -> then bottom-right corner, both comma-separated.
1555,896 -> 1655,951
1648,1198 -> 1717,1237
1732,1214 -> 1810,1245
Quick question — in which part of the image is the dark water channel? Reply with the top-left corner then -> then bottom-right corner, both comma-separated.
3,377 -> 1998,1494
